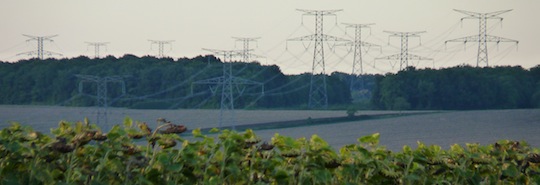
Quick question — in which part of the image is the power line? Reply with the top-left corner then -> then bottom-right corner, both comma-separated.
445,9 -> 518,67
376,31 -> 432,71
232,37 -> 263,62
17,34 -> 62,60
75,75 -> 126,126
191,49 -> 264,129
288,9 -> 348,109
149,40 -> 174,58
85,42 -> 109,58
341,23 -> 380,90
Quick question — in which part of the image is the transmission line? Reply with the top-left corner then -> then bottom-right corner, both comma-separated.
288,9 -> 348,109
192,49 -> 264,129
340,23 -> 380,90
17,35 -> 62,60
75,75 -> 126,126
85,42 -> 109,58
149,40 -> 174,58
445,9 -> 518,67
376,31 -> 432,71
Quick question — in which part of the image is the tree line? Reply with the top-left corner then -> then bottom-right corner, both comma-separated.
1,56 -> 538,110
370,65 -> 540,110
0,55 -> 352,109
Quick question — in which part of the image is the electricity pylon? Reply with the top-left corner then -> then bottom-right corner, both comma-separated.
18,34 -> 62,60
192,49 -> 264,129
76,75 -> 126,126
445,9 -> 518,67
288,9 -> 348,109
376,31 -> 432,71
86,42 -> 109,58
149,40 -> 174,58
232,37 -> 262,62
341,23 -> 380,91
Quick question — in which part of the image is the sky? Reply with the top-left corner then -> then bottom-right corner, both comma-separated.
1,0 -> 538,74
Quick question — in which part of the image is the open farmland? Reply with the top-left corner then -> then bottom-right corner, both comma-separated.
252,109 -> 540,151
0,105 -> 418,132
0,105 -> 539,151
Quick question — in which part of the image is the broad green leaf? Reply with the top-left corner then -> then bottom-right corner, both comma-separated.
359,133 -> 380,145
124,117 -> 133,128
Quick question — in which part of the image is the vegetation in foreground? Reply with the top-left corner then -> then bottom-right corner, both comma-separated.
1,119 -> 540,184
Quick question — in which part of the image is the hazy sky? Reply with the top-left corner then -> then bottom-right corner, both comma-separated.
1,0 -> 538,74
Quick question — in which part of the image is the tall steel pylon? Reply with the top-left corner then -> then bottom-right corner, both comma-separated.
232,37 -> 261,62
86,42 -> 109,58
149,40 -> 174,58
341,23 -> 380,90
445,9 -> 518,67
18,35 -> 62,60
76,75 -> 126,126
192,49 -> 264,129
288,9 -> 348,109
376,31 -> 432,71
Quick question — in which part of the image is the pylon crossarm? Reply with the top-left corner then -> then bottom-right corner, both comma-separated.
376,53 -> 401,60
384,31 -> 426,36
321,34 -> 350,42
288,34 -> 316,41
296,9 -> 342,15
43,50 -> 63,56
202,48 -> 243,57
486,9 -> 513,17
231,77 -> 264,85
485,35 -> 519,43
342,23 -> 375,28
16,51 -> 37,56
454,9 -> 512,18
407,53 -> 433,61
148,40 -> 174,43
246,53 -> 265,59
231,37 -> 260,41
192,76 -> 226,85
361,41 -> 381,48
23,34 -> 58,41
445,35 -> 480,43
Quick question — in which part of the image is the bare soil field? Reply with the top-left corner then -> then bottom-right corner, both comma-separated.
1,105 -> 538,151
252,109 -> 540,151
0,105 -> 414,132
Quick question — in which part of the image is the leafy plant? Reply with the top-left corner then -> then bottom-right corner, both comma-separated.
1,118 -> 539,184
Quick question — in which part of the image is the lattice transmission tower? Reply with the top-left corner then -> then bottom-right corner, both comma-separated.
76,75 -> 126,126
341,23 -> 380,91
149,40 -> 174,58
192,49 -> 264,129
376,31 -> 432,71
86,42 -> 109,58
233,37 -> 262,62
288,9 -> 348,109
18,34 -> 62,60
445,9 -> 518,67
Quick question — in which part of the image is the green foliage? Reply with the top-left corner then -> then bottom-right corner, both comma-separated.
1,119 -> 540,184
0,55 -> 352,109
372,66 -> 540,110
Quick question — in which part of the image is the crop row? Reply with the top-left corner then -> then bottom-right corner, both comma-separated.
1,118 -> 539,184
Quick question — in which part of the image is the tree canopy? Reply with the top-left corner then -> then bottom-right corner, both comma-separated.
1,56 -> 538,110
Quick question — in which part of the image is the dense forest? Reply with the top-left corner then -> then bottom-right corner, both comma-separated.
0,56 -> 538,110
0,55 -> 353,109
370,65 -> 540,110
